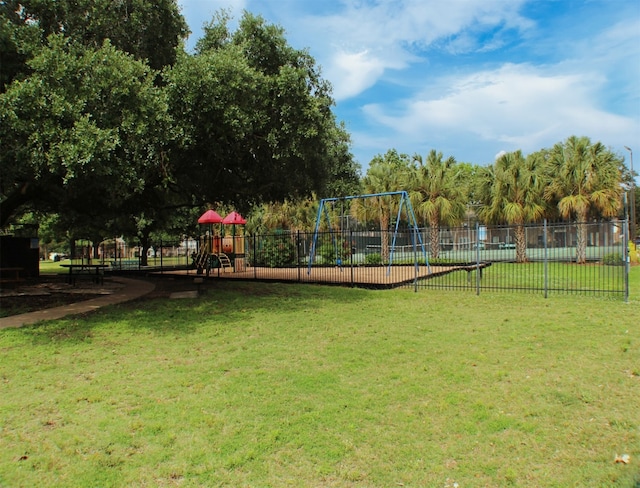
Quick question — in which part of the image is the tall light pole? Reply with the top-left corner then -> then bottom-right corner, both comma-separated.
624,146 -> 636,240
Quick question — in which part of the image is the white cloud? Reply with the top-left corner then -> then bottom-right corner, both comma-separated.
362,62 -> 635,157
291,0 -> 531,100
494,150 -> 507,160
328,50 -> 406,100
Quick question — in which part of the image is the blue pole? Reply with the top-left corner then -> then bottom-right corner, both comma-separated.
308,200 -> 325,275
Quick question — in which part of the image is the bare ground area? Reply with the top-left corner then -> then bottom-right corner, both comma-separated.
0,264 -> 474,318
0,274 -> 219,318
1,277 -> 115,318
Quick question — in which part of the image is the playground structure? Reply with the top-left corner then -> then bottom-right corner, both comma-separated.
308,191 -> 430,276
193,210 -> 247,275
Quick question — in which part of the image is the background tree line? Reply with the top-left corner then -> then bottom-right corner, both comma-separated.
342,138 -> 633,264
252,139 -> 635,265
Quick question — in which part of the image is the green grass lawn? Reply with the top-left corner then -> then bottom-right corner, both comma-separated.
1,270 -> 639,486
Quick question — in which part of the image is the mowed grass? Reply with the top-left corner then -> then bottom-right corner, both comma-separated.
1,271 -> 639,487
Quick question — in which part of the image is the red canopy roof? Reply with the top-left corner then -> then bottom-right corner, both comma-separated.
222,211 -> 246,225
198,209 -> 223,224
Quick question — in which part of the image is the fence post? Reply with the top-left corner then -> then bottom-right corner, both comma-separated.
544,219 -> 548,298
624,213 -> 630,303
475,221 -> 480,296
350,230 -> 355,287
297,231 -> 301,283
413,226 -> 418,293
253,234 -> 257,280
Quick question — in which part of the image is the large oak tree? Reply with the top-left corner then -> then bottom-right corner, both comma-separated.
1,8 -> 359,242
0,35 -> 173,228
164,12 -> 359,212
1,0 -> 187,90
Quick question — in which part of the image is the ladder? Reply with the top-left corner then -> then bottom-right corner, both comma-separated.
194,248 -> 209,273
217,253 -> 232,272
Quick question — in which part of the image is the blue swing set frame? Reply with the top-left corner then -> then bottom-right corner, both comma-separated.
307,191 -> 430,276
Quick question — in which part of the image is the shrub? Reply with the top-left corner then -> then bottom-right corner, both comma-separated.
365,253 -> 382,265
317,238 -> 352,265
602,252 -> 623,266
252,235 -> 297,267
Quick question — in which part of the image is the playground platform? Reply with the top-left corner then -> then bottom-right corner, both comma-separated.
154,262 -> 491,289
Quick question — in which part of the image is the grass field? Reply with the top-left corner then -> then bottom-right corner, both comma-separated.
0,269 -> 638,486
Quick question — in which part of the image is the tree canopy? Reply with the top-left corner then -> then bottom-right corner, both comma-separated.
1,0 -> 188,91
0,7 -> 360,238
0,35 -> 172,228
164,12 -> 359,212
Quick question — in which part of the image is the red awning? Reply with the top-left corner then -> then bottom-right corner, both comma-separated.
222,211 -> 246,225
198,209 -> 223,224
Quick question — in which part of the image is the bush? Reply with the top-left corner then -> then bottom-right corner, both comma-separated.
602,252 -> 623,266
365,253 -> 382,265
629,241 -> 639,264
317,238 -> 352,265
252,236 -> 297,267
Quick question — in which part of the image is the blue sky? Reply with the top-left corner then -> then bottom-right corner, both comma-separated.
177,0 -> 640,178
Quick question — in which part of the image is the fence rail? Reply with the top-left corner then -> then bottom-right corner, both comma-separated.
102,220 -> 631,300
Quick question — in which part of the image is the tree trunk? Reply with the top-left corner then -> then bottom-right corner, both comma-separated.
139,233 -> 150,266
70,239 -> 76,262
380,211 -> 390,263
514,224 -> 528,263
429,217 -> 440,259
575,213 -> 588,264
91,234 -> 102,263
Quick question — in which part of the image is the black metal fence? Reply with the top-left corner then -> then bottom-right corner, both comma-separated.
411,220 -> 629,299
101,219 -> 632,300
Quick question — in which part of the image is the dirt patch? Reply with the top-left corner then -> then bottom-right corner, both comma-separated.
0,275 -> 200,318
0,293 -> 101,318
0,276 -> 122,318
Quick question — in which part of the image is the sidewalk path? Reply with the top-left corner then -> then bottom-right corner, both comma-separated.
0,277 -> 155,329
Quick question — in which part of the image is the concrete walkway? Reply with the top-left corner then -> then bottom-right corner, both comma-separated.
0,277 -> 155,329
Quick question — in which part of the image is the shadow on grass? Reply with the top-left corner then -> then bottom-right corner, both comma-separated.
119,280 -> 375,333
21,279 -> 375,342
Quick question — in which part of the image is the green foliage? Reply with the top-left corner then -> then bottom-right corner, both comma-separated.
0,35 -> 172,227
1,0 -> 187,74
1,7 -> 357,239
364,253 -> 382,265
252,235 -> 297,267
166,12 -> 358,211
602,252 -> 623,266
317,238 -> 352,264
630,241 -> 639,264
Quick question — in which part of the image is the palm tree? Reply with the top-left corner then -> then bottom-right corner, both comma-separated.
544,136 -> 622,263
407,150 -> 466,259
255,196 -> 320,234
291,197 -> 319,233
351,150 -> 409,262
477,150 -> 547,263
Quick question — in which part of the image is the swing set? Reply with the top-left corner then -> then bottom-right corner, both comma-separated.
307,191 -> 430,276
